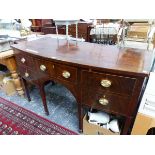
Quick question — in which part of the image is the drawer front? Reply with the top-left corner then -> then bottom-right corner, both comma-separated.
18,66 -> 38,82
35,58 -> 55,78
15,52 -> 35,69
82,71 -> 136,96
82,91 -> 130,116
55,64 -> 77,84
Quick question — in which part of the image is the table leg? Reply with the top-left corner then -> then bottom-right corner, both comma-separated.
121,117 -> 133,135
22,78 -> 31,102
38,85 -> 49,115
78,104 -> 83,133
5,57 -> 24,96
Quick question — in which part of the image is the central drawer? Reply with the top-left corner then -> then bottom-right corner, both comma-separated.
55,64 -> 77,84
34,58 -> 55,78
82,70 -> 136,96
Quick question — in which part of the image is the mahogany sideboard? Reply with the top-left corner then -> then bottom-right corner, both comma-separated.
11,37 -> 155,134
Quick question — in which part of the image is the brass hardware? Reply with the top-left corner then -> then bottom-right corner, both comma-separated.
99,97 -> 109,106
62,70 -> 70,78
25,72 -> 29,77
40,65 -> 46,71
101,79 -> 111,88
21,58 -> 26,63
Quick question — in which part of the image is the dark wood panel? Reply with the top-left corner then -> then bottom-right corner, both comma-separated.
15,51 -> 35,69
82,70 -> 136,96
34,58 -> 55,76
82,90 -> 130,116
42,27 -> 66,35
41,27 -> 56,34
18,66 -> 38,83
55,64 -> 78,84
68,23 -> 89,33
42,22 -> 91,41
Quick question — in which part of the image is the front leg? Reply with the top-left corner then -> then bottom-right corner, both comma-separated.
78,104 -> 83,133
22,78 -> 31,102
38,85 -> 49,115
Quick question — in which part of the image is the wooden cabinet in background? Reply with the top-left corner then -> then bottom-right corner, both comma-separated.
68,23 -> 92,42
41,22 -> 92,42
30,19 -> 42,32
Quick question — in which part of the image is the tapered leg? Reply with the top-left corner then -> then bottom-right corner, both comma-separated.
51,81 -> 56,85
22,78 -> 31,102
78,104 -> 83,133
121,117 -> 133,135
38,85 -> 49,115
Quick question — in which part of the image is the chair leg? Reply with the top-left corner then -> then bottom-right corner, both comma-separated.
22,78 -> 31,102
38,85 -> 49,115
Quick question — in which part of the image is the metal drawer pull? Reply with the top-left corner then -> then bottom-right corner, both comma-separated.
25,72 -> 29,77
40,65 -> 46,71
99,97 -> 109,105
101,79 -> 111,88
21,58 -> 26,63
62,71 -> 70,78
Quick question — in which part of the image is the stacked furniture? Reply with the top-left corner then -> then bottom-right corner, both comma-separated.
121,20 -> 155,50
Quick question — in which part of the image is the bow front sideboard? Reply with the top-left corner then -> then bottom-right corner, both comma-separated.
11,37 -> 155,134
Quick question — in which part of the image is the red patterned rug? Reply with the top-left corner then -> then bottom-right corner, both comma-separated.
0,97 -> 78,135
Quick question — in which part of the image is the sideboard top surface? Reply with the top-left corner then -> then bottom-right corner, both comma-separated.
12,37 -> 155,76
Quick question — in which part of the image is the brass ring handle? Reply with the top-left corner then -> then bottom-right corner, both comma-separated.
62,70 -> 70,78
40,65 -> 46,71
99,98 -> 109,106
101,79 -> 111,88
25,72 -> 29,77
21,58 -> 26,63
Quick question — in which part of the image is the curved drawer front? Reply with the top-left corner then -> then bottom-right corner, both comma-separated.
15,52 -> 35,69
82,70 -> 136,96
18,66 -> 38,82
34,58 -> 55,78
55,64 -> 77,84
82,91 -> 130,116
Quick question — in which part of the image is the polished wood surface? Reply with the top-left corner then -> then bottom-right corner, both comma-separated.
12,37 -> 155,134
0,50 -> 24,96
12,37 -> 154,76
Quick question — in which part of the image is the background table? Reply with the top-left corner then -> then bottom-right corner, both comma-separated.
0,50 -> 24,96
